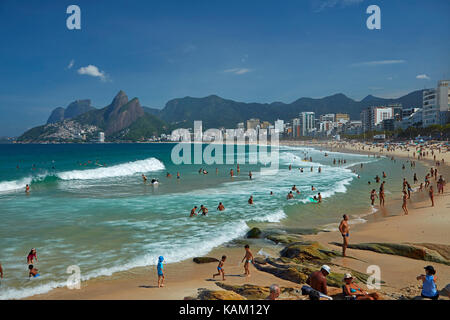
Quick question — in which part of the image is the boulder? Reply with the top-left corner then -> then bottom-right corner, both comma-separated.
280,241 -> 339,263
266,234 -> 304,244
193,257 -> 219,264
246,227 -> 262,239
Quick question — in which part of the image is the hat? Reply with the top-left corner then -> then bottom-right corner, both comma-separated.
321,265 -> 331,274
343,273 -> 353,280
424,265 -> 435,274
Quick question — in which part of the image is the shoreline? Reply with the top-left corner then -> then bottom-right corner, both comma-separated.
22,140 -> 450,300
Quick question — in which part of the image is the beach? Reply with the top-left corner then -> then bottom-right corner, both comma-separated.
14,140 -> 449,300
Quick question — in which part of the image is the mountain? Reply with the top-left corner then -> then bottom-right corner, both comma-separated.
47,100 -> 95,124
18,91 -> 168,142
143,106 -> 162,117
158,90 -> 424,128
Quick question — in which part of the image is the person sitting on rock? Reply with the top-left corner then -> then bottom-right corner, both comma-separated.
343,273 -> 380,300
306,265 -> 330,296
266,284 -> 280,300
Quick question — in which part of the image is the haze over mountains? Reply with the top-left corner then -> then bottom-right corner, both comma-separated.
19,89 -> 424,142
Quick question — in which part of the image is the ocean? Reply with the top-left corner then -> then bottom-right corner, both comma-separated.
0,143 -> 428,299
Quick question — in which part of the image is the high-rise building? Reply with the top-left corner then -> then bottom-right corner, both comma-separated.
299,112 -> 315,136
360,106 -> 394,132
274,119 -> 284,133
98,132 -> 105,143
292,118 -> 300,138
422,80 -> 450,127
320,114 -> 335,122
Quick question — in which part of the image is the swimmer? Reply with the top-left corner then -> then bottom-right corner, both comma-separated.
28,265 -> 40,278
177,172 -> 180,179
198,205 -> 209,215
248,196 -> 253,205
249,171 -> 252,180
311,186 -> 316,191
166,172 -> 172,178
241,245 -> 254,277
230,169 -> 234,178
370,189 -> 378,206
217,202 -> 225,211
287,191 -> 294,199
142,174 -> 147,183
318,192 -> 322,203
190,206 -> 198,217
25,184 -> 30,193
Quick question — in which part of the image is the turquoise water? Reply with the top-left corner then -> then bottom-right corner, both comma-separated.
0,143 -> 427,299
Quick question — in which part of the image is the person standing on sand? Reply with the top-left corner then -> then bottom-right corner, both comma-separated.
306,265 -> 330,295
241,245 -> 254,277
402,191 -> 408,215
157,256 -> 165,288
429,186 -> 434,207
437,175 -> 445,194
339,215 -> 350,257
370,189 -> 377,206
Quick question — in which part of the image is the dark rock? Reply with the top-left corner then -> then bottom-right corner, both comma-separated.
193,257 -> 219,264
246,227 -> 262,239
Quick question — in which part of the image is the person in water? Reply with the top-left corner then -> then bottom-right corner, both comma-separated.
28,264 -> 40,278
417,266 -> 439,300
370,189 -> 377,206
25,184 -> 30,193
0,262 -> 3,281
212,255 -> 226,281
287,191 -> 294,199
190,206 -> 198,217
248,196 -> 253,205
166,172 -> 172,178
198,205 -> 208,215
339,215 -> 349,257
230,169 -> 234,178
241,245 -> 254,277
157,256 -> 165,288
217,202 -> 225,211
343,273 -> 380,300
142,174 -> 147,183
177,172 -> 180,179
311,186 -> 316,191
248,171 -> 252,180
27,248 -> 38,265
318,193 -> 322,203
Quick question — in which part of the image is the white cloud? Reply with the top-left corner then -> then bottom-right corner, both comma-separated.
77,65 -> 108,81
351,60 -> 406,67
224,68 -> 251,75
416,74 -> 430,80
314,0 -> 364,12
67,59 -> 75,69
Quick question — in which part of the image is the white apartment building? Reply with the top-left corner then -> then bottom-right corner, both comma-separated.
274,119 -> 284,133
360,106 -> 394,132
299,112 -> 315,136
422,80 -> 450,127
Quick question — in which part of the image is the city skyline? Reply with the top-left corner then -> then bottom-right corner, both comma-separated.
1,0 -> 449,136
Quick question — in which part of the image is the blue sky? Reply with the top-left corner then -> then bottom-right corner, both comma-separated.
0,0 -> 449,136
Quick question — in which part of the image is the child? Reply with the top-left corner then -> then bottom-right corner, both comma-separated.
213,255 -> 226,280
157,256 -> 165,287
241,245 -> 254,277
417,265 -> 439,300
28,264 -> 40,278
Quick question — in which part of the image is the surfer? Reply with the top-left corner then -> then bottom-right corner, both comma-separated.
217,202 -> 225,211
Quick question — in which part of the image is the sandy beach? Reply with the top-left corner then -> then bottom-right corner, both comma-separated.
25,140 -> 450,300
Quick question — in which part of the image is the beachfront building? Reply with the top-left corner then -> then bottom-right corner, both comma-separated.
246,118 -> 260,130
292,118 -> 301,138
98,132 -> 105,143
237,122 -> 245,130
342,120 -> 362,135
336,113 -> 350,123
299,112 -> 315,136
320,113 -> 335,122
422,80 -> 450,127
360,106 -> 395,132
274,119 -> 284,134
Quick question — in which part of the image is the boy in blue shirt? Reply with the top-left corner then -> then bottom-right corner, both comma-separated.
157,256 -> 165,288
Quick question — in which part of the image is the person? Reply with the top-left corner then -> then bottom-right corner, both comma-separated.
343,273 -> 380,300
306,265 -> 330,295
241,244 -> 254,277
166,172 -> 172,178
248,171 -> 252,180
407,182 -> 412,199
375,175 -> 380,183
413,173 -> 418,184
266,284 -> 280,300
429,186 -> 434,207
237,164 -> 240,173
318,193 -> 322,203
27,248 -> 38,265
311,186 -> 316,191
437,175 -> 445,194
419,182 -> 424,192
0,262 -> 3,280
142,174 -> 147,183
28,264 -> 40,278
270,191 -> 273,195
203,169 -> 208,175
190,206 -> 198,217
287,191 -> 294,199
230,169 -> 234,178
217,202 -> 225,211
177,172 -> 180,179
382,171 -> 387,178
248,195 -> 253,205
370,189 -> 377,206
25,184 -> 30,193
417,266 -> 439,300
212,255 -> 226,281
151,178 -> 159,185
198,205 -> 208,216
157,256 -> 165,288
292,185 -> 297,191
338,215 -> 349,257
402,191 -> 408,215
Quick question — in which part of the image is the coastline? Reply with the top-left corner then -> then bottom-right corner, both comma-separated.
24,140 -> 450,300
